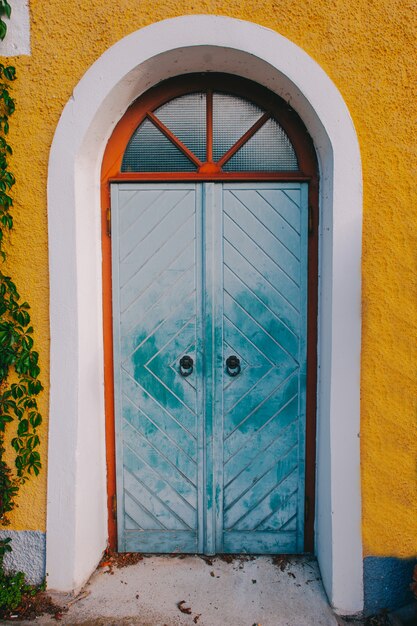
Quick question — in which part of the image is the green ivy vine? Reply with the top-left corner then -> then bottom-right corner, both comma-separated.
0,3 -> 43,525
0,1 -> 10,42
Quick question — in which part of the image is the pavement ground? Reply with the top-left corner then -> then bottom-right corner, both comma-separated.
24,554 -> 340,626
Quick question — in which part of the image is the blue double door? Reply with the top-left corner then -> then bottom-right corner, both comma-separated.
111,181 -> 308,555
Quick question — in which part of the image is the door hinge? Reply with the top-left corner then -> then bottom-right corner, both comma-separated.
112,494 -> 117,520
305,495 -> 310,522
106,207 -> 111,237
308,205 -> 314,235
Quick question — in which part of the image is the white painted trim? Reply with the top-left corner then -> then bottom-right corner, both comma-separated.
46,15 -> 363,612
0,0 -> 30,56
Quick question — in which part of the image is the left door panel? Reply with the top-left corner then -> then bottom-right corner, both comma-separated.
111,183 -> 203,553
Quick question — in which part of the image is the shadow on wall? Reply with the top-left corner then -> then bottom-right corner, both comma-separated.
363,557 -> 417,616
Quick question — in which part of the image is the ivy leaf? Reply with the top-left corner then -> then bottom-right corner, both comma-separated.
28,379 -> 42,395
14,406 -> 24,419
30,462 -> 41,476
29,412 -> 42,428
0,20 -> 6,41
3,66 -> 15,82
22,335 -> 34,350
0,1 -> 11,19
29,364 -> 40,378
11,383 -> 25,399
11,437 -> 21,452
22,397 -> 37,409
17,419 -> 29,436
0,413 -> 13,431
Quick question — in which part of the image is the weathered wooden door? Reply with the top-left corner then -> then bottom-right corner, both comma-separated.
111,180 -> 308,554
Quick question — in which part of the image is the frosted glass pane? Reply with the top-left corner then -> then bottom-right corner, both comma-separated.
223,117 -> 299,171
154,92 -> 206,161
213,93 -> 264,161
121,118 -> 196,172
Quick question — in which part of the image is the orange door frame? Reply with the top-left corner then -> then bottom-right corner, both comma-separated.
100,74 -> 319,553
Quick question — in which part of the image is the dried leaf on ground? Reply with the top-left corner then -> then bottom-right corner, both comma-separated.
178,600 -> 192,614
272,555 -> 290,571
199,555 -> 214,566
98,548 -> 144,574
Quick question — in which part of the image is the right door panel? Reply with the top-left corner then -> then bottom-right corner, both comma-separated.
217,182 -> 308,553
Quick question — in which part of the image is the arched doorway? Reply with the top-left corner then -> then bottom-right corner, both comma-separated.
46,16 -> 363,613
101,75 -> 318,555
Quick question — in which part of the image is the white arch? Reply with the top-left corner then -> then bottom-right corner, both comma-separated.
46,15 -> 363,613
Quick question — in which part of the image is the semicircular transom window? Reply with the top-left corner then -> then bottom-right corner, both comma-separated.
121,91 -> 299,173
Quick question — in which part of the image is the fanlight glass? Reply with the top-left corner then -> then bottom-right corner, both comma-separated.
122,119 -> 196,172
212,93 -> 264,161
223,117 -> 298,171
154,92 -> 206,162
121,91 -> 299,172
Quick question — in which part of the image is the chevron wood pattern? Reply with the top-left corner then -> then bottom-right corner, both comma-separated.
111,182 -> 307,555
112,184 -> 203,552
219,184 -> 307,553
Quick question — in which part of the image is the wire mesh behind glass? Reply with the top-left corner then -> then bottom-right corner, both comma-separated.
212,93 -> 264,162
121,118 -> 196,172
223,117 -> 298,171
121,90 -> 299,173
154,92 -> 206,162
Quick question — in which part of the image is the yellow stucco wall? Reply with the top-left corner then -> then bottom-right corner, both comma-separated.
2,0 -> 416,557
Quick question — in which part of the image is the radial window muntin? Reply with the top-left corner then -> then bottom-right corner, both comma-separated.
121,89 -> 300,174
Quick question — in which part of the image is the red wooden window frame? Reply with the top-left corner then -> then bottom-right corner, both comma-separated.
101,74 -> 318,553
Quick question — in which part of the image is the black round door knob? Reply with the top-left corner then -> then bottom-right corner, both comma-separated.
226,355 -> 241,377
179,355 -> 194,377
